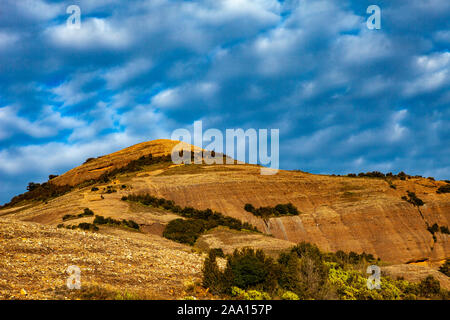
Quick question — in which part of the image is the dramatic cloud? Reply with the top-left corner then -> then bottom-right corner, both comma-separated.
0,0 -> 449,203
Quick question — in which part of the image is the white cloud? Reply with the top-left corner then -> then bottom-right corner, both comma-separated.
0,105 -> 84,140
15,0 -> 63,21
0,32 -> 19,49
45,17 -> 132,50
151,88 -> 181,109
51,72 -> 98,107
403,52 -> 450,96
103,58 -> 153,90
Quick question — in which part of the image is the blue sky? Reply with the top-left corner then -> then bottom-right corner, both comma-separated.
0,0 -> 449,204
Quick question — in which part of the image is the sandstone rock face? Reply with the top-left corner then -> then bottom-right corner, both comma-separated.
2,140 -> 449,264
130,165 -> 449,264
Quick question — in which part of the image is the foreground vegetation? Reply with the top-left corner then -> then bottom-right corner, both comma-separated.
202,242 -> 449,300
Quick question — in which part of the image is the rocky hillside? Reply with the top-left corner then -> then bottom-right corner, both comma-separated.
1,139 -> 449,267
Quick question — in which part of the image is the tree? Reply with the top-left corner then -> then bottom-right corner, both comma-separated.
202,250 -> 223,294
419,276 -> 441,297
26,182 -> 40,192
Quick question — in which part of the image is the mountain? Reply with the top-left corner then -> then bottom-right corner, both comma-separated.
0,139 -> 449,299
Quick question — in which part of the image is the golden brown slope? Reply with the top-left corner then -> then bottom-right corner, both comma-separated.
1,139 -> 449,265
0,219 -> 204,299
50,139 -> 202,186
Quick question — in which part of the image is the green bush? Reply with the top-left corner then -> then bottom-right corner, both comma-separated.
62,208 -> 95,221
202,250 -> 224,294
1,182 -> 72,209
280,290 -> 299,300
126,194 -> 259,245
437,184 -> 450,194
210,248 -> 225,258
427,223 -> 439,234
244,203 -> 299,218
163,219 -> 207,245
440,226 -> 450,234
278,243 -> 329,299
230,287 -> 271,300
418,276 -> 441,298
200,242 -> 448,300
403,191 -> 424,207
93,215 -> 139,230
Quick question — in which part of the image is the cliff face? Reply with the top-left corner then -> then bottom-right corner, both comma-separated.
2,140 -> 449,264
129,165 -> 450,264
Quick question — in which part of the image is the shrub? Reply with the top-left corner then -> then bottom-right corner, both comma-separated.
437,184 -> 450,194
278,244 -> 329,299
77,222 -> 99,231
163,219 -> 207,245
230,287 -> 271,300
62,214 -> 76,221
210,248 -> 225,258
244,203 -> 300,218
93,215 -> 139,230
202,250 -> 223,294
403,191 -> 424,207
244,204 -> 255,213
427,223 -> 439,234
439,259 -> 450,277
280,290 -> 300,300
82,208 -> 94,216
200,241 -> 448,300
1,182 -> 72,209
418,276 -> 440,297
48,175 -> 58,180
440,226 -> 450,234
91,187 -> 99,192
223,248 -> 279,294
126,194 -> 259,245
83,158 -> 95,164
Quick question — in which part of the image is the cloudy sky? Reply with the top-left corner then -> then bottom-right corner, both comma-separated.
0,0 -> 449,204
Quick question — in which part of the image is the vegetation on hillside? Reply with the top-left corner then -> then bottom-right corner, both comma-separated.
93,154 -> 172,184
439,259 -> 450,277
93,215 -> 140,230
0,182 -> 72,209
123,194 -> 259,245
346,171 -> 420,180
427,223 -> 450,236
58,222 -> 99,232
402,191 -> 424,207
202,242 -> 449,300
244,203 -> 299,218
62,208 -> 95,221
437,184 -> 450,194
58,208 -> 139,232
